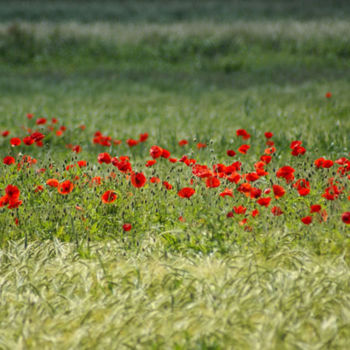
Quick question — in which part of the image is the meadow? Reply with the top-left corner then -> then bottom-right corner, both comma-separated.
0,1 -> 350,349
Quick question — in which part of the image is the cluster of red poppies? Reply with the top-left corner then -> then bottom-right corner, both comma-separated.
1,115 -> 350,230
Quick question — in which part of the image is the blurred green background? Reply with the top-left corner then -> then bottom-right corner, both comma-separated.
0,0 -> 349,154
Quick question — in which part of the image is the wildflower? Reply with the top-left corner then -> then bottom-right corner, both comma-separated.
178,187 -> 195,198
272,184 -> 285,199
219,188 -> 233,197
3,156 -> 15,165
131,172 -> 147,188
162,181 -> 172,190
46,179 -> 59,187
236,129 -> 250,139
10,137 -> 21,147
206,177 -> 220,188
102,190 -> 117,204
257,197 -> 271,207
98,152 -> 112,164
139,133 -> 148,142
342,212 -> 350,224
310,204 -> 322,213
301,216 -> 312,225
276,166 -> 295,183
150,145 -> 163,158
238,144 -> 250,154
57,180 -> 74,195
123,223 -> 132,231
271,206 -> 283,216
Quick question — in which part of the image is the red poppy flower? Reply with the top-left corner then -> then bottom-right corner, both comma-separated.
291,146 -> 306,156
342,212 -> 350,224
72,145 -> 82,153
325,92 -> 332,98
23,136 -> 35,146
272,185 -> 286,199
5,185 -> 20,201
238,144 -> 250,154
2,130 -> 9,137
127,139 -> 139,147
271,206 -> 283,216
219,188 -> 233,197
123,223 -> 132,231
146,160 -> 157,167
245,172 -> 260,182
314,157 -> 333,168
276,166 -> 295,183
114,159 -> 132,173
161,149 -> 171,158
102,190 -> 117,204
257,197 -> 271,207
237,183 -> 251,195
249,187 -> 262,199
251,209 -> 259,217
310,204 -> 321,213
77,160 -> 87,168
290,140 -> 302,149
260,155 -> 272,164
227,150 -> 236,157
34,185 -> 44,193
57,180 -> 74,195
197,143 -> 207,149
150,145 -> 163,159
301,216 -> 312,225
162,181 -> 173,190
322,185 -> 341,200
3,156 -> 15,165
150,177 -> 161,184
139,133 -> 148,142
98,152 -> 112,164
233,205 -> 247,214
91,176 -> 102,185
322,160 -> 334,168
227,172 -> 241,184
30,131 -> 45,142
184,158 -> 196,166
27,113 -> 34,119
206,176 -> 220,188
46,179 -> 59,187
264,132 -> 273,139
10,137 -> 21,147
293,179 -> 310,196
131,172 -> 147,188
36,118 -> 47,125
227,211 -> 234,218
178,187 -> 195,198
178,139 -> 188,146
236,129 -> 251,139
8,199 -> 22,209
192,164 -> 211,178
265,146 -> 276,154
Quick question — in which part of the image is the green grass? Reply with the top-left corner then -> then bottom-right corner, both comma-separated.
0,1 -> 350,348
1,241 -> 350,349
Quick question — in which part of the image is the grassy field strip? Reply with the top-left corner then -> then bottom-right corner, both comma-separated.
1,20 -> 350,43
0,241 -> 349,349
